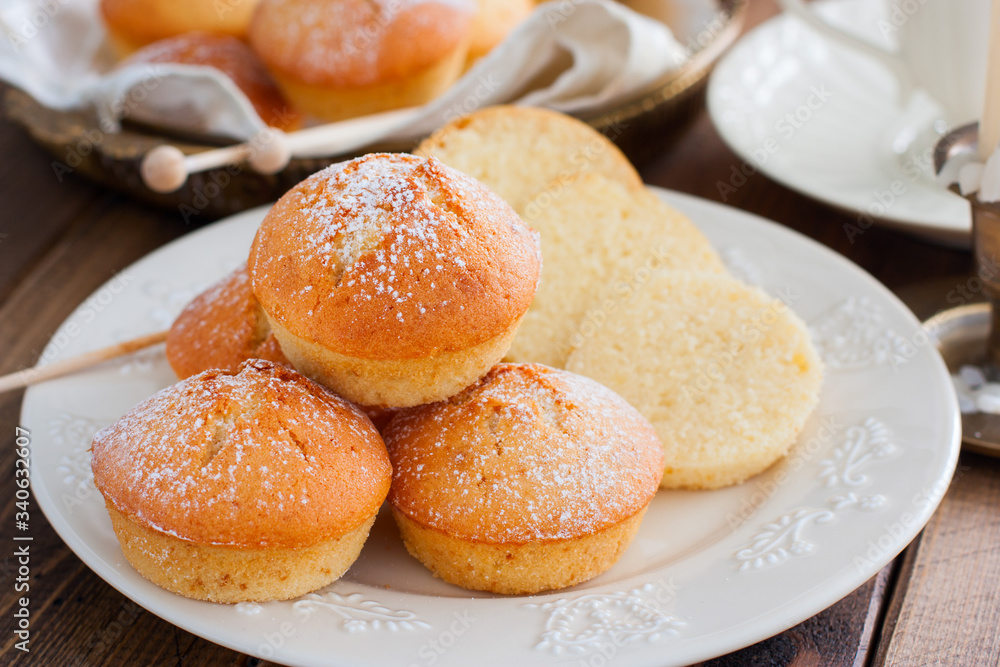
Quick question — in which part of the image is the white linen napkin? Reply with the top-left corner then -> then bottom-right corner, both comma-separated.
0,0 -> 689,151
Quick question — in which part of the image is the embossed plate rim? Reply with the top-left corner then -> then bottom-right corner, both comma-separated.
22,188 -> 961,666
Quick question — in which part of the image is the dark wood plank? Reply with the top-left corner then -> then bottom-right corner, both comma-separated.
0,84 -> 107,306
872,454 -> 1000,665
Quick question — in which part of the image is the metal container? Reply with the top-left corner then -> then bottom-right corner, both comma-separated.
3,0 -> 747,222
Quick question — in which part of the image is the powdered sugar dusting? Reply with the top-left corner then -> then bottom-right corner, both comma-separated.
166,264 -> 287,379
249,153 -> 541,358
303,155 -> 484,312
91,360 -> 391,547
386,364 -> 663,543
251,0 -> 475,87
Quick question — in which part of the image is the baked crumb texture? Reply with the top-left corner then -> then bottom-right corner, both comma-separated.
249,152 -> 541,407
91,360 -> 392,602
566,271 -> 823,490
385,363 -> 663,594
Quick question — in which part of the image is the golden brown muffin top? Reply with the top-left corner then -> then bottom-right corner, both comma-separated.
385,363 -> 664,543
249,0 -> 475,87
248,153 -> 541,360
166,264 -> 289,380
121,33 -> 300,131
91,360 -> 392,548
101,0 -> 260,45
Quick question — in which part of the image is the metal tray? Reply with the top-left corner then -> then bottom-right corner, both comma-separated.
4,0 -> 746,222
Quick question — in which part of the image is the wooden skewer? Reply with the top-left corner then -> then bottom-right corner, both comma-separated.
140,106 -> 423,194
13,108 -> 422,387
0,330 -> 169,394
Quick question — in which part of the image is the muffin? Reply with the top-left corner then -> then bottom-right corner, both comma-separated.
166,264 -> 289,380
415,105 -> 642,215
385,363 -> 664,594
249,0 -> 476,121
121,32 -> 301,131
91,360 -> 392,602
467,0 -> 533,64
101,0 -> 261,56
565,271 -> 824,489
248,153 -> 541,408
507,172 -> 726,368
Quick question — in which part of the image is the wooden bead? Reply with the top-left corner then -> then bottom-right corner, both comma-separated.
249,131 -> 291,174
141,145 -> 188,193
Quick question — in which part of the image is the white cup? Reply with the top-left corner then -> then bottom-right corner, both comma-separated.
776,0 -> 990,128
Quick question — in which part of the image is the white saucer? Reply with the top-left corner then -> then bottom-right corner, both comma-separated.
22,189 -> 959,667
707,0 -> 971,246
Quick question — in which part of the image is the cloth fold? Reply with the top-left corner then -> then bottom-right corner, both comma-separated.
0,0 -> 689,149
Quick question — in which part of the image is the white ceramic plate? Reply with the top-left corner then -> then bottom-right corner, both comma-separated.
23,189 -> 960,667
707,0 -> 972,246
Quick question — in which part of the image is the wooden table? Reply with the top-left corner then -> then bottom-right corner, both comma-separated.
2,1 -> 998,664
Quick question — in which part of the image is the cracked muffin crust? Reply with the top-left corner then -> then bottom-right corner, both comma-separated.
384,363 -> 663,594
91,359 -> 391,602
248,152 -> 541,407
